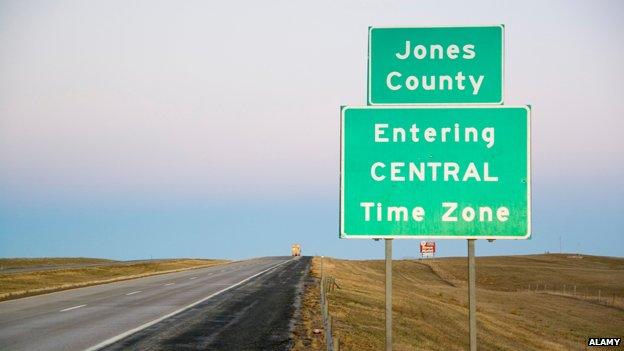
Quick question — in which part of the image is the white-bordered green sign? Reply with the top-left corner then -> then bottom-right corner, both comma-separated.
340,105 -> 530,239
368,26 -> 504,105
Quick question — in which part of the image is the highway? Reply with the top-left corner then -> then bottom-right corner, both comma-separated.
0,256 -> 303,351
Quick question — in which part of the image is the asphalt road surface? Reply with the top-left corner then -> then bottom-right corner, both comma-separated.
0,256 -> 310,351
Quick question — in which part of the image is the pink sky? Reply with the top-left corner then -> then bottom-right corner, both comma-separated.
0,1 -> 622,259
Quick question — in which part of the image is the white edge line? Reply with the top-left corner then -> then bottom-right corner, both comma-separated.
60,304 -> 86,312
84,258 -> 294,351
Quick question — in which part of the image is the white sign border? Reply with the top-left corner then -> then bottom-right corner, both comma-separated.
339,105 -> 531,240
367,25 -> 505,106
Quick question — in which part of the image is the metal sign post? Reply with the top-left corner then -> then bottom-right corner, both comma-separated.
385,239 -> 393,351
467,239 -> 477,351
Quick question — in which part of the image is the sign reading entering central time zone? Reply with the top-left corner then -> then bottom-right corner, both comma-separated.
340,106 -> 530,239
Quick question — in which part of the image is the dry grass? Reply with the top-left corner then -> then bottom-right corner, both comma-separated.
0,257 -> 115,269
291,271 -> 326,351
0,258 -> 226,301
302,254 -> 624,351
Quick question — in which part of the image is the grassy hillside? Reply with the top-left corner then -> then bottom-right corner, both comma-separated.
0,258 -> 226,301
294,254 -> 624,351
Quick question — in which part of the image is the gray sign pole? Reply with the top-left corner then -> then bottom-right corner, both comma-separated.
385,239 -> 393,351
468,239 -> 477,351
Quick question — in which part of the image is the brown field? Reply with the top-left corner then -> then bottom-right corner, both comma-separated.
0,258 -> 226,301
294,254 -> 624,351
0,257 -> 115,269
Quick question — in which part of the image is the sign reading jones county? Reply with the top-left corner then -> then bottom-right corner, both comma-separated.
340,106 -> 530,239
368,26 -> 504,105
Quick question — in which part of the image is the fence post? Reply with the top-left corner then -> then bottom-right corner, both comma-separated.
326,315 -> 333,351
598,289 -> 601,303
325,298 -> 329,317
331,317 -> 337,350
320,274 -> 334,351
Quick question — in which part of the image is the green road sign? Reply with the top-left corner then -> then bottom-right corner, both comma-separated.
340,106 -> 530,239
368,26 -> 504,105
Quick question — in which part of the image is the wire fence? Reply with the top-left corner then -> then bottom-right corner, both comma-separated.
320,274 -> 340,351
526,283 -> 623,309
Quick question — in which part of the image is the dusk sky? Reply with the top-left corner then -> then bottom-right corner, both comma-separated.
1,0 -> 622,260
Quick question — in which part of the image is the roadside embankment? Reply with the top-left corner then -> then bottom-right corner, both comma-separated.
295,254 -> 624,350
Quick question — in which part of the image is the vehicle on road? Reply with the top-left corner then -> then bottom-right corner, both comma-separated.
291,244 -> 301,257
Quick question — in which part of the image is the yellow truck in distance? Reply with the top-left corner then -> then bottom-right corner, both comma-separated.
291,244 -> 301,257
